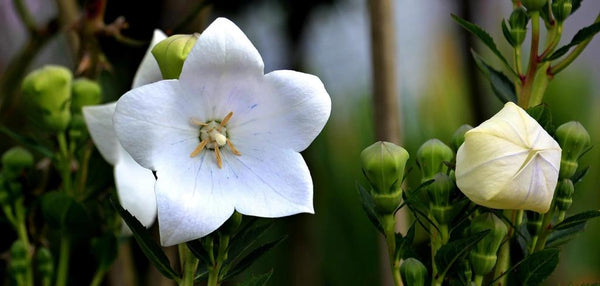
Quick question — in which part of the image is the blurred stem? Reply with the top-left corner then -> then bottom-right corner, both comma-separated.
551,12 -> 600,75
534,208 -> 554,252
382,214 -> 401,286
55,0 -> 80,59
178,244 -> 198,286
473,274 -> 484,286
519,11 -> 540,109
57,132 -> 72,195
207,234 -> 230,286
15,200 -> 33,286
55,236 -> 71,286
431,223 -> 448,286
89,268 -> 106,286
172,1 -> 211,34
76,142 -> 93,196
12,0 -> 36,32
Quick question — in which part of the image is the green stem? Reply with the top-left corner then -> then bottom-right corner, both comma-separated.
55,236 -> 71,286
15,200 -> 33,286
208,234 -> 230,286
89,268 -> 105,286
179,244 -> 199,286
514,46 -> 522,75
473,274 -> 484,286
431,224 -> 449,286
492,241 -> 510,286
540,24 -> 563,60
382,214 -> 401,286
57,132 -> 72,195
551,12 -> 600,75
534,207 -> 555,252
12,0 -> 36,32
519,11 -> 540,109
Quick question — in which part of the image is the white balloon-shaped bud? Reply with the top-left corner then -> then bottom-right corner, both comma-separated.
455,102 -> 561,213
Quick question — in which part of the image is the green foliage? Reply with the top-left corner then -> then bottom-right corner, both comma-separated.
514,249 -> 559,286
470,50 -> 517,104
236,270 -> 273,286
90,233 -> 118,272
434,230 -> 490,277
41,192 -> 91,232
547,22 -> 600,60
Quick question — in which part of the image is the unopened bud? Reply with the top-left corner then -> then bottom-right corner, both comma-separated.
152,34 -> 199,79
9,241 -> 29,275
400,258 -> 428,286
552,0 -> 572,23
555,121 -> 590,179
555,178 -> 574,212
71,78 -> 102,113
469,213 -> 507,276
361,141 -> 409,195
22,65 -> 72,132
527,211 -> 542,236
522,0 -> 547,11
507,8 -> 529,46
35,247 -> 54,279
416,139 -> 453,182
428,173 -> 455,225
451,124 -> 473,152
2,147 -> 33,180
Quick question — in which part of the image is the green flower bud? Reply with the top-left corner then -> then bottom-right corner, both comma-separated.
522,0 -> 547,11
555,178 -> 574,212
220,211 -> 243,235
555,121 -> 590,179
416,139 -> 453,182
552,0 -> 572,23
469,213 -> 507,276
9,241 -> 29,275
361,141 -> 409,195
526,211 -> 542,236
22,65 -> 72,132
2,147 -> 34,175
71,78 -> 102,113
35,247 -> 54,279
451,124 -> 473,152
428,173 -> 455,224
400,258 -> 428,286
508,8 -> 529,46
152,34 -> 199,79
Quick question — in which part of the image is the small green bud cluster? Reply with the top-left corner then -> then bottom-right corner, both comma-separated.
360,141 -> 409,214
1,147 -> 33,205
468,213 -> 507,276
400,258 -> 428,286
152,34 -> 199,80
35,247 -> 54,281
504,8 -> 529,47
552,0 -> 573,23
416,139 -> 453,182
9,241 -> 29,279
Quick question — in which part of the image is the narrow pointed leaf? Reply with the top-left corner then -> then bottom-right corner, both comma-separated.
553,210 -> 600,231
501,20 -> 516,47
111,198 -> 178,280
229,219 -> 275,262
236,270 -> 274,286
547,22 -> 600,60
434,230 -> 489,276
451,14 -> 517,77
571,166 -> 589,185
357,183 -> 384,235
395,223 -> 416,261
546,222 -> 585,248
0,126 -> 54,158
223,236 -> 286,280
514,249 -> 559,285
471,50 -> 517,104
186,239 -> 211,266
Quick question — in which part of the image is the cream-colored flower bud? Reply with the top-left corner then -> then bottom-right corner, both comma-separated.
455,102 -> 561,213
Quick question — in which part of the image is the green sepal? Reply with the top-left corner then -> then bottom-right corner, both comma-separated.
357,183 -> 384,235
471,50 -> 517,104
514,249 -> 559,286
111,198 -> 179,280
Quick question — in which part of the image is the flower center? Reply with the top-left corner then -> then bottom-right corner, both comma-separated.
190,111 -> 241,168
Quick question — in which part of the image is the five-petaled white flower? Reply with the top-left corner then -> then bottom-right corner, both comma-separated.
113,18 -> 331,246
83,30 -> 167,231
455,102 -> 561,213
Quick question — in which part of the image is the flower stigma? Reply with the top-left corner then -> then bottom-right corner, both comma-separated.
190,111 -> 241,168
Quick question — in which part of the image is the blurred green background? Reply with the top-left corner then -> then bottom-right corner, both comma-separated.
1,0 -> 599,285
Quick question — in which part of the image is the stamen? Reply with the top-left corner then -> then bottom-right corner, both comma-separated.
190,118 -> 208,126
227,140 -> 242,156
214,143 -> 223,168
190,139 -> 208,157
219,112 -> 234,129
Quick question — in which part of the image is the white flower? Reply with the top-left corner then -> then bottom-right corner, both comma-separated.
83,29 -> 167,231
455,102 -> 561,213
113,18 -> 331,246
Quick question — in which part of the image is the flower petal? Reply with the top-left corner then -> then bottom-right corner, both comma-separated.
180,17 -> 264,89
83,103 -> 119,165
132,29 -> 167,88
230,70 -> 331,152
114,148 -> 157,228
113,80 -> 200,170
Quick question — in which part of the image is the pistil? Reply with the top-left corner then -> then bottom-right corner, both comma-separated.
190,111 -> 241,168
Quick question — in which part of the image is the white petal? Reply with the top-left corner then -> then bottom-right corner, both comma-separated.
230,70 -> 331,152
154,149 -> 235,246
179,17 -> 264,89
113,80 -> 200,170
114,148 -> 157,228
83,103 -> 119,165
132,29 -> 167,88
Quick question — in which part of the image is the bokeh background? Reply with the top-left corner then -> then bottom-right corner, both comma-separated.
1,0 -> 599,285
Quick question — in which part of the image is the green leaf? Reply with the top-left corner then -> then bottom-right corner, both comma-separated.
471,50 -> 517,104
357,183 -> 384,235
527,104 -> 554,134
514,249 -> 559,285
223,236 -> 286,280
91,233 -> 118,272
40,192 -> 90,231
434,230 -> 489,276
111,198 -> 179,280
186,239 -> 211,266
547,22 -> 600,60
451,14 -> 517,77
0,126 -> 54,158
571,0 -> 583,15
546,222 -> 585,248
571,166 -> 589,185
236,270 -> 274,286
228,219 -> 275,262
553,210 -> 600,231
395,223 -> 416,261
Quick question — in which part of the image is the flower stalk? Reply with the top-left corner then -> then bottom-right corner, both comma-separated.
519,10 -> 540,109
179,244 -> 199,286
